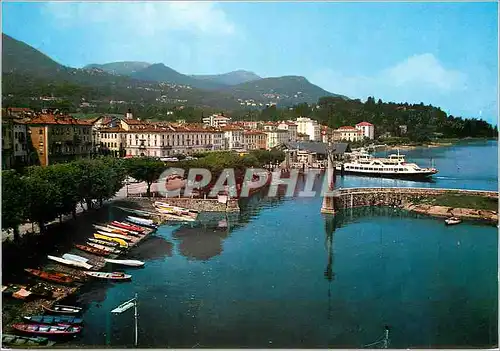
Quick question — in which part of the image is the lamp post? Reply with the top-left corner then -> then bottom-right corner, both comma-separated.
111,293 -> 138,347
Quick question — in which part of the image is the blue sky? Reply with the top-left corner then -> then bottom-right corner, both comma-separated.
2,1 -> 498,124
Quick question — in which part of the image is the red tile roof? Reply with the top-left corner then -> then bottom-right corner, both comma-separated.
337,126 -> 357,130
28,114 -> 93,126
356,121 -> 374,127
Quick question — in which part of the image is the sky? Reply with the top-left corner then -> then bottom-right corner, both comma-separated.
2,1 -> 498,125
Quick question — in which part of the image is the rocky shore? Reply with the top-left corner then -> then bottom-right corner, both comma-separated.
402,202 -> 498,224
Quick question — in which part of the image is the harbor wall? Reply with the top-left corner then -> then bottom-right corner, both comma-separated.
126,196 -> 240,212
322,187 -> 498,213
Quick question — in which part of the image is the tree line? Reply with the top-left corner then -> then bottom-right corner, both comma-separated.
2,150 -> 285,241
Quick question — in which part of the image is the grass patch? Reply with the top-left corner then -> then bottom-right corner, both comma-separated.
415,194 -> 498,211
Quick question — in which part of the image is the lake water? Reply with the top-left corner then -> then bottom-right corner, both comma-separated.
4,141 -> 499,348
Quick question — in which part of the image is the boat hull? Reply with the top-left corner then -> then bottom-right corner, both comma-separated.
12,323 -> 81,336
336,168 -> 437,181
42,304 -> 82,315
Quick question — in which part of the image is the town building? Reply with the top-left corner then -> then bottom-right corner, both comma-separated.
26,114 -> 94,167
333,126 -> 364,142
277,122 -> 298,142
222,125 -> 245,150
320,125 -> 335,143
202,113 -> 231,128
295,117 -> 320,141
265,129 -> 289,150
243,131 -> 267,150
355,121 -> 375,139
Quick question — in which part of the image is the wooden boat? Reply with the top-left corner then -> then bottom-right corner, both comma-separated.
86,242 -> 122,254
445,216 -> 462,225
96,230 -> 134,241
12,323 -> 82,336
42,304 -> 82,315
2,334 -> 56,347
84,271 -> 132,280
75,244 -> 110,256
106,224 -> 141,236
23,315 -> 83,325
94,234 -> 129,248
126,216 -> 158,229
87,238 -> 120,248
111,221 -> 144,232
93,224 -> 117,233
104,258 -> 145,267
47,255 -> 93,270
62,254 -> 89,263
24,269 -> 75,285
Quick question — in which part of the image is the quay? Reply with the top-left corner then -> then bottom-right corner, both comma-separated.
126,195 -> 241,212
2,219 -> 157,334
322,187 -> 498,222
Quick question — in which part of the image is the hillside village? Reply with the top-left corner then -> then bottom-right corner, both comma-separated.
1,107 -> 374,169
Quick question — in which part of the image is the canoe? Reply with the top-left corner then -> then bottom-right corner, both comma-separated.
126,216 -> 158,229
12,323 -> 82,336
87,238 -> 120,248
127,215 -> 154,225
24,269 -> 75,285
106,224 -> 141,236
104,259 -> 145,267
42,304 -> 82,315
62,254 -> 89,263
111,221 -> 144,232
2,334 -> 56,347
116,220 -> 148,232
23,315 -> 83,325
98,230 -> 134,241
84,271 -> 132,280
47,255 -> 93,270
75,244 -> 110,257
86,242 -> 122,254
94,234 -> 129,248
93,224 -> 115,233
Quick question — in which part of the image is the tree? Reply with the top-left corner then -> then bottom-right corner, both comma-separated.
124,157 -> 166,197
1,170 -> 27,240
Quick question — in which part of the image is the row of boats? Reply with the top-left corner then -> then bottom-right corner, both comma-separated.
118,201 -> 199,222
2,213 -> 161,347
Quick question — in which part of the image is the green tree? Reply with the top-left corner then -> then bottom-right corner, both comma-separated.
124,157 -> 166,197
1,170 -> 27,241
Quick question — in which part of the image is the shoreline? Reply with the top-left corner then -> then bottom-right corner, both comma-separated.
401,202 -> 498,224
383,137 -> 496,151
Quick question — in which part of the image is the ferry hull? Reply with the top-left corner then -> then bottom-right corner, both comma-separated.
338,169 -> 437,180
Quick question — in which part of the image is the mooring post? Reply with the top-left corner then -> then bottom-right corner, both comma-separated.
321,144 -> 336,214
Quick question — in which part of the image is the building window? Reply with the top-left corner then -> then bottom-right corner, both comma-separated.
39,129 -> 43,134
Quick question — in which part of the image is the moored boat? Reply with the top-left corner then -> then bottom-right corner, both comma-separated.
154,201 -> 199,214
62,254 -> 89,263
125,216 -> 158,229
12,323 -> 82,336
93,234 -> 129,248
87,238 -> 120,248
98,230 -> 136,241
86,242 -> 122,254
445,216 -> 462,225
24,269 -> 74,285
23,315 -> 83,325
42,304 -> 82,315
2,334 -> 56,347
104,258 -> 145,267
75,244 -> 111,256
47,255 -> 93,270
84,271 -> 132,280
111,221 -> 145,232
106,224 -> 141,236
116,206 -> 154,217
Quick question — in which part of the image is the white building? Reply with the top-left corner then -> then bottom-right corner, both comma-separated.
265,130 -> 289,150
222,126 -> 244,150
295,117 -> 320,141
202,114 -> 231,128
355,121 -> 375,140
277,122 -> 298,142
334,126 -> 363,142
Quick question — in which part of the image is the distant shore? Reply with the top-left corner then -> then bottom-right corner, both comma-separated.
383,137 -> 495,151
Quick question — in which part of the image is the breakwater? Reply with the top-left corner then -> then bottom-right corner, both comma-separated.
322,187 -> 498,216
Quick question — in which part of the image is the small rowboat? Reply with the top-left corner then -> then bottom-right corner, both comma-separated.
84,271 -> 132,280
42,304 -> 82,315
86,242 -> 122,254
23,315 -> 83,325
47,255 -> 93,270
104,258 -> 145,267
62,254 -> 89,263
97,230 -> 134,241
12,323 -> 82,336
126,216 -> 158,229
24,269 -> 75,285
94,234 -> 129,248
111,298 -> 136,314
445,216 -> 462,225
87,238 -> 120,248
2,334 -> 56,347
106,224 -> 141,237
111,221 -> 144,233
93,224 -> 118,233
75,244 -> 110,256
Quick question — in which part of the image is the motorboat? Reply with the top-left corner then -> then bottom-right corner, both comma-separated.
445,216 -> 462,225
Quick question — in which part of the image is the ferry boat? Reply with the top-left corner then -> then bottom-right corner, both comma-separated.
336,150 -> 438,179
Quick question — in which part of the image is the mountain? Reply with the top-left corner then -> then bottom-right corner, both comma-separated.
130,63 -> 228,90
191,70 -> 261,86
225,76 -> 346,104
84,61 -> 152,76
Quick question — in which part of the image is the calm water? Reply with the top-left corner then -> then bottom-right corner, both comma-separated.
4,141 -> 498,348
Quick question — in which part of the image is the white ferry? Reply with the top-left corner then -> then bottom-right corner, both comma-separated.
336,150 -> 438,179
